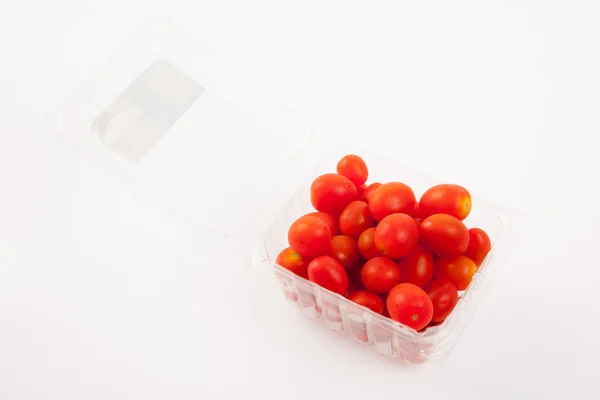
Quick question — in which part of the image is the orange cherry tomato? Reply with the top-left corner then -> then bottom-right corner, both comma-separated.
339,200 -> 375,239
362,182 -> 382,203
358,227 -> 381,260
361,257 -> 401,294
419,184 -> 472,220
397,244 -> 434,288
311,173 -> 358,216
305,212 -> 339,236
374,213 -> 419,258
434,255 -> 477,290
419,214 -> 470,256
425,279 -> 459,322
348,290 -> 384,314
369,182 -> 416,221
324,235 -> 362,270
386,283 -> 433,331
288,215 -> 331,257
307,256 -> 349,295
463,228 -> 492,267
337,154 -> 368,186
275,247 -> 308,278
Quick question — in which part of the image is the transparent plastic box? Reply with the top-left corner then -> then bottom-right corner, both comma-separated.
46,19 -> 523,364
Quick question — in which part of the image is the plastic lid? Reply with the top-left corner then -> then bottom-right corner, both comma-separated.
46,19 -> 314,244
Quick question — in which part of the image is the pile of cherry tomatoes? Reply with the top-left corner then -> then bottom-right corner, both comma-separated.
276,155 -> 492,331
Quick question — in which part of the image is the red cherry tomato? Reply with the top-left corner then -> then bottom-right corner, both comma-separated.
348,290 -> 384,314
419,184 -> 472,220
397,244 -> 434,288
339,200 -> 375,239
369,182 -> 416,221
419,214 -> 470,256
434,255 -> 477,290
288,215 -> 331,257
305,212 -> 339,236
425,279 -> 459,322
358,227 -> 381,260
386,283 -> 433,331
336,154 -> 368,186
311,173 -> 358,216
324,235 -> 362,270
276,247 -> 308,278
374,213 -> 419,258
463,228 -> 492,267
361,257 -> 401,294
362,182 -> 382,203
307,256 -> 349,295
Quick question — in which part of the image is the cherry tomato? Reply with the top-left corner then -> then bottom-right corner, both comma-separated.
386,283 -> 433,331
425,279 -> 459,322
434,255 -> 477,290
463,228 -> 492,267
358,227 -> 381,260
307,256 -> 349,295
362,182 -> 382,203
374,213 -> 419,258
276,247 -> 308,278
419,214 -> 470,256
337,154 -> 368,186
361,257 -> 401,293
369,182 -> 416,221
419,184 -> 472,220
288,215 -> 331,257
348,290 -> 384,314
339,200 -> 375,239
305,212 -> 339,236
397,245 -> 434,288
324,235 -> 362,270
311,173 -> 358,216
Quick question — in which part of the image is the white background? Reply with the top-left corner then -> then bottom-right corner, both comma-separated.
1,1 -> 599,399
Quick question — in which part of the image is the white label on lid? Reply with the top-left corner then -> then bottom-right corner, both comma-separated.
91,59 -> 204,163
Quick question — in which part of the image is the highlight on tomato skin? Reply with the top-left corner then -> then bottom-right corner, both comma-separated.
419,184 -> 472,221
336,154 -> 368,186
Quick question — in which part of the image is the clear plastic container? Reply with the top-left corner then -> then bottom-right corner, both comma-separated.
46,18 -> 523,364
